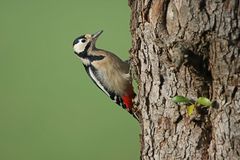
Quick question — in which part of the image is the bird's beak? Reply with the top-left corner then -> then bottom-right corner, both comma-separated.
92,30 -> 103,40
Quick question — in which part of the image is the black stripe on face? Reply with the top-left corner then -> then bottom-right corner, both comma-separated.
73,37 -> 105,62
75,52 -> 105,62
75,41 -> 105,62
88,55 -> 105,61
77,42 -> 91,58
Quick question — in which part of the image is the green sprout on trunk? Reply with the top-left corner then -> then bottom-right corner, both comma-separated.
172,96 -> 212,116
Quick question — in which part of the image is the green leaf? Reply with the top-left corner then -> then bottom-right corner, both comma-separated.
172,96 -> 190,103
196,97 -> 212,107
187,104 -> 196,116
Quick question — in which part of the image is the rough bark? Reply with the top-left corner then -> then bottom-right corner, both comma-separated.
128,0 -> 240,159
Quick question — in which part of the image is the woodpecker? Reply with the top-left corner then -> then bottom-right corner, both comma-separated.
73,31 -> 136,119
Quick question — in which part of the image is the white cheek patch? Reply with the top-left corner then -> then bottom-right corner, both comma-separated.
73,43 -> 87,54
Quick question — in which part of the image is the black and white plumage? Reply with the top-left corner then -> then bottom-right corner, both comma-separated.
84,65 -> 125,108
72,31 -> 135,112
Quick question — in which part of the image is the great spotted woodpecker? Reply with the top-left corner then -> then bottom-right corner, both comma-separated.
73,31 -> 136,119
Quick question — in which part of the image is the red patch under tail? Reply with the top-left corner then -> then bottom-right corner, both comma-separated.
122,85 -> 135,110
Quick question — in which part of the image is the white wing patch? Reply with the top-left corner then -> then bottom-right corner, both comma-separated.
88,67 -> 110,96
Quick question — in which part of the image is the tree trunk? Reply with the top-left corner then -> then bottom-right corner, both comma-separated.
128,0 -> 240,159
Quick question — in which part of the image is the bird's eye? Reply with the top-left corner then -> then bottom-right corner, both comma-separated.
81,39 -> 86,43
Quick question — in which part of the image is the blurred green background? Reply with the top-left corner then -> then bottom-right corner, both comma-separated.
0,0 -> 140,160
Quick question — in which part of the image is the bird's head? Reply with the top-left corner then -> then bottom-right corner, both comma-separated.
73,30 -> 103,54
